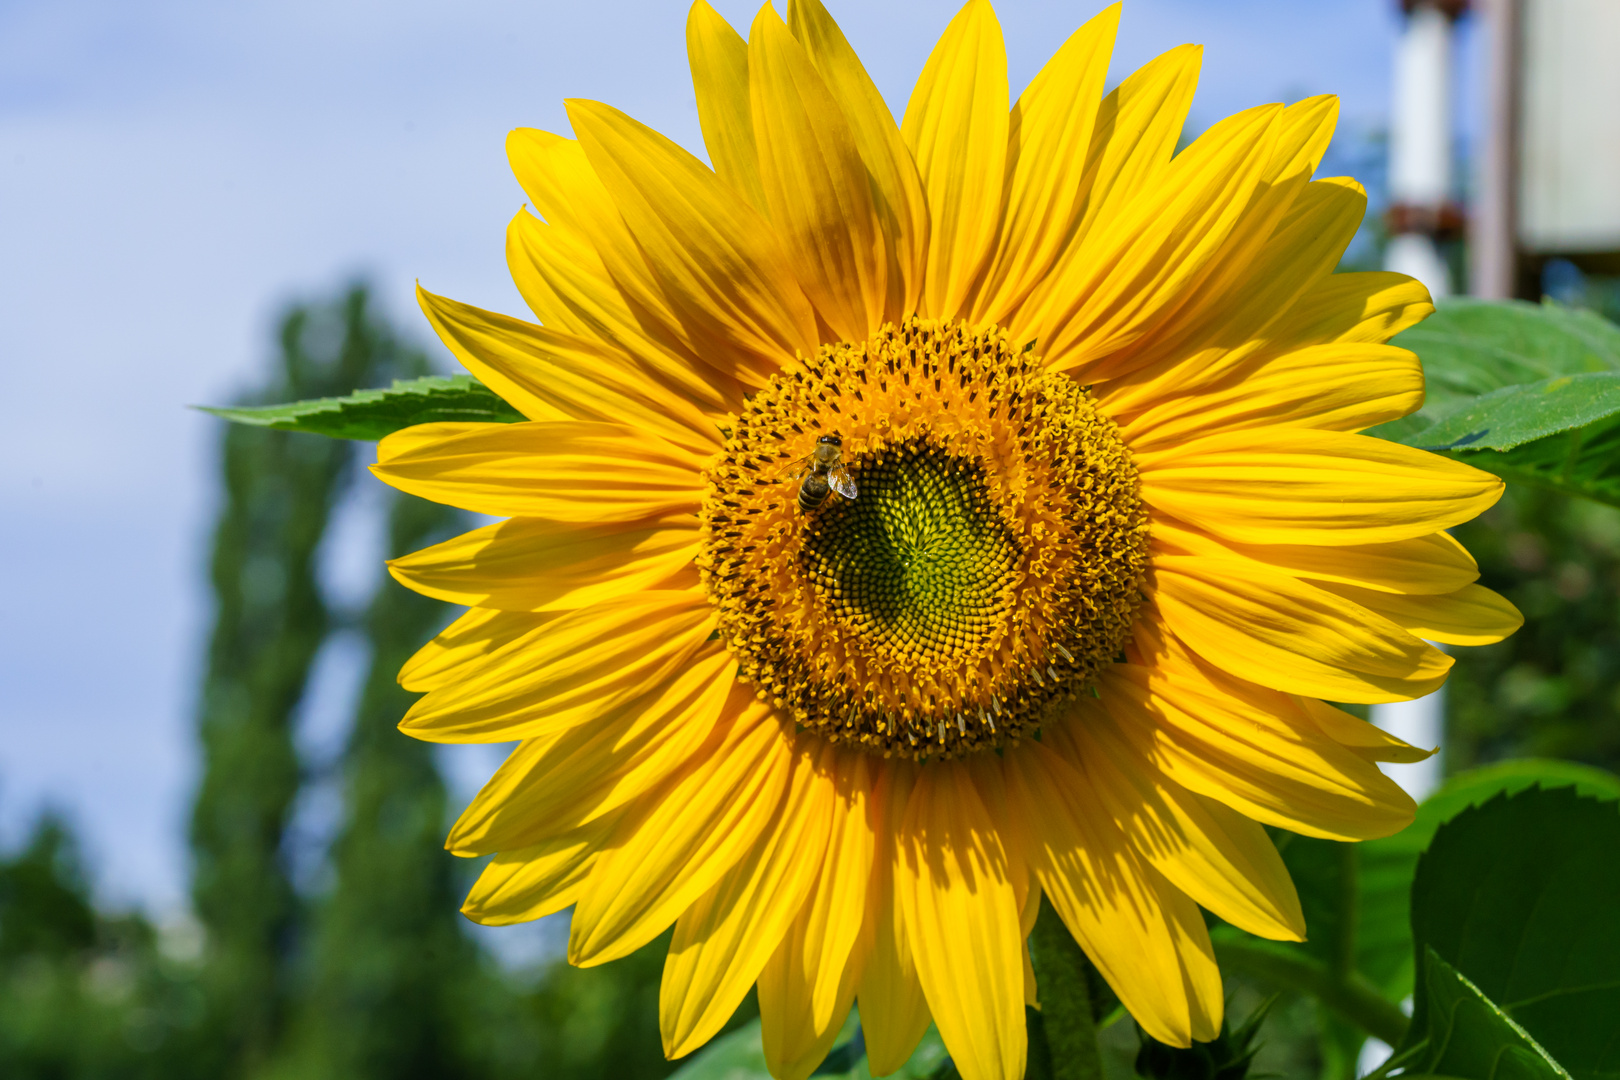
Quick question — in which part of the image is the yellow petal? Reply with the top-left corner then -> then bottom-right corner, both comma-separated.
388,514 -> 698,613
460,814 -> 618,926
967,754 -> 1033,908
1152,555 -> 1452,703
1048,709 -> 1305,942
856,763 -> 933,1076
373,420 -> 705,523
1022,916 -> 1040,1009
894,761 -> 1025,1080
749,6 -> 886,342
1004,740 -> 1221,1047
1320,581 -> 1524,646
1151,518 -> 1480,596
504,210 -> 615,333
374,421 -> 489,458
445,649 -> 736,854
567,98 -> 819,376
759,948 -> 860,1080
505,209 -> 739,414
505,129 -> 746,411
981,763 -> 1040,1012
759,749 -> 873,1080
960,756 -> 1040,1011
1137,427 -> 1503,547
1272,267 -> 1434,350
1036,104 -> 1283,378
1088,96 -> 1340,382
1094,176 -> 1371,413
787,0 -> 930,321
398,606 -> 555,693
1274,92 -> 1340,173
969,5 -> 1118,325
901,0 -> 1008,318
662,737 -> 834,1059
1297,696 -> 1435,765
760,992 -> 856,1080
1110,630 -> 1418,840
1119,343 -> 1423,449
418,285 -> 720,455
1009,40 -> 1202,353
568,691 -> 791,966
688,1 -> 767,211
400,589 -> 715,744
805,748 -> 875,1029
507,126 -> 587,225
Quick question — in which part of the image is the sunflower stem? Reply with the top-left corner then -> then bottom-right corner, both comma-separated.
1028,898 -> 1106,1080
1210,936 -> 1410,1046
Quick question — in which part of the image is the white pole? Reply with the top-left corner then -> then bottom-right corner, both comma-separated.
1369,652 -> 1447,801
1384,0 -> 1461,299
1364,7 -> 1468,1074
1373,0 -> 1465,801
1470,0 -> 1518,299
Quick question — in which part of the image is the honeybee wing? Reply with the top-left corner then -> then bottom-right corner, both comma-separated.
827,464 -> 858,500
771,452 -> 816,483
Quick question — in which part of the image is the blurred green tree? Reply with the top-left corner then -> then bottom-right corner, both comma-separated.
1448,485 -> 1620,772
279,467 -> 481,1078
0,813 -> 215,1079
190,286 -> 410,1076
0,814 -> 96,962
0,281 -> 764,1080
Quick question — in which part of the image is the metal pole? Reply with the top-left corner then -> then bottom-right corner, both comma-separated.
1470,0 -> 1520,298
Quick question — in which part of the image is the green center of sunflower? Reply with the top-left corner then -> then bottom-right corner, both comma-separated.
804,439 -> 1018,660
698,317 -> 1150,760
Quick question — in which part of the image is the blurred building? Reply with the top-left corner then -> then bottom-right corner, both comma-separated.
1472,0 -> 1620,298
1376,0 -> 1620,800
1385,0 -> 1620,298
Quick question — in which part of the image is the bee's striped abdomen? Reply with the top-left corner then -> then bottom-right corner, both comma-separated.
798,473 -> 831,514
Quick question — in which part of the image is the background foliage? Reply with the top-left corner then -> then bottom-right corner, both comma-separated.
0,286 -> 734,1080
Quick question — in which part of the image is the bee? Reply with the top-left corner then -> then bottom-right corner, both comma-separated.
778,434 -> 858,514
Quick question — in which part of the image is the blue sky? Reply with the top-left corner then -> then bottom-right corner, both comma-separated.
0,0 -> 1470,914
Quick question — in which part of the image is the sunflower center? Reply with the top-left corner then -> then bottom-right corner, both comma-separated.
805,439 -> 1017,659
698,317 -> 1149,759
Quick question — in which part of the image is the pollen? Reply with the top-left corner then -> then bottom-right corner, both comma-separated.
697,317 -> 1149,759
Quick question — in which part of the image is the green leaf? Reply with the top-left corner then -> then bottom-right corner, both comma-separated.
1374,300 -> 1620,507
665,1019 -> 771,1080
1407,950 -> 1571,1080
195,375 -> 525,440
1211,762 -> 1620,1052
1364,760 -> 1620,1003
1399,759 -> 1620,852
1405,374 -> 1620,452
1393,299 -> 1620,407
666,1016 -> 949,1080
1405,786 -> 1620,1079
1419,419 -> 1620,509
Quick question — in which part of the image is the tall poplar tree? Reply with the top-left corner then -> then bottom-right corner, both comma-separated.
286,423 -> 480,1080
189,288 -> 378,1076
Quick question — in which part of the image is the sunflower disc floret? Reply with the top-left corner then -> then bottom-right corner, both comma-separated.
698,317 -> 1150,758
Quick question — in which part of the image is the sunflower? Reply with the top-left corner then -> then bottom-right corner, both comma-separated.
373,2 -> 1521,1077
